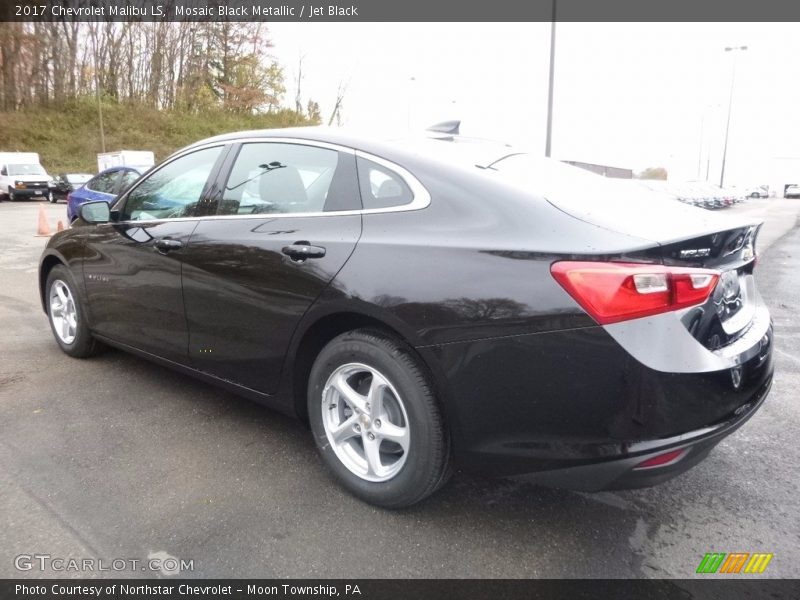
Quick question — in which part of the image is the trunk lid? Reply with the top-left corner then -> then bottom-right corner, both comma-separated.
545,182 -> 761,349
487,154 -> 763,349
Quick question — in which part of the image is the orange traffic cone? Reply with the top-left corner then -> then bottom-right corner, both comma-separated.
56,220 -> 65,232
35,204 -> 52,237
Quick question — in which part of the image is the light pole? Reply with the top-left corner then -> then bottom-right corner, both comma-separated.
407,76 -> 416,132
544,0 -> 556,157
719,45 -> 747,187
697,113 -> 704,180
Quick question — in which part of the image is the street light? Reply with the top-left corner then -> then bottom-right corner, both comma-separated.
719,45 -> 748,187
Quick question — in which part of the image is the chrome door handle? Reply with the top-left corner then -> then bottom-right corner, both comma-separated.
154,238 -> 183,253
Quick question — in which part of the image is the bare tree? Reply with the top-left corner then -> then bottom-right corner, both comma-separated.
0,22 -> 286,115
294,53 -> 305,122
327,79 -> 349,126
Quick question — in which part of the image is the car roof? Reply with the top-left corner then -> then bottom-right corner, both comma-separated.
179,127 -> 521,170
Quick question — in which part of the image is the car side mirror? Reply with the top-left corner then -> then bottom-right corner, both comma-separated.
79,201 -> 111,224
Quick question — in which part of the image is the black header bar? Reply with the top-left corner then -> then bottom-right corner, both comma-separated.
2,0 -> 800,22
2,579 -> 800,600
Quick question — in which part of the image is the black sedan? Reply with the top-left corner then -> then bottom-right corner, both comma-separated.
38,129 -> 774,508
50,173 -> 93,203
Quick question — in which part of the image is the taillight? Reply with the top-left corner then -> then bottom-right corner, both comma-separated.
550,261 -> 719,325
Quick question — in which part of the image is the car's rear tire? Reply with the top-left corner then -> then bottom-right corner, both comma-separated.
308,329 -> 450,508
45,265 -> 102,358
48,191 -> 56,203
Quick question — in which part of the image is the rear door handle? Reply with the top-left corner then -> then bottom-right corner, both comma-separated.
154,238 -> 183,254
282,242 -> 326,261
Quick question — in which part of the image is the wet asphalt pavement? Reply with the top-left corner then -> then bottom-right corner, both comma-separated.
1,199 -> 798,579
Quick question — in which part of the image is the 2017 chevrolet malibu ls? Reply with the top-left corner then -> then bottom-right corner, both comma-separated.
38,128 -> 773,508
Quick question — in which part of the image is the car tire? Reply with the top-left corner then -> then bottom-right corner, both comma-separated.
48,191 -> 56,203
45,265 -> 102,358
8,187 -> 16,202
308,329 -> 451,508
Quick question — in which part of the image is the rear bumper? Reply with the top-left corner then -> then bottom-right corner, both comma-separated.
424,321 -> 774,488
516,374 -> 771,491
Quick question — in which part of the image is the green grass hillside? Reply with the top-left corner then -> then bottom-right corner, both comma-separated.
0,97 -> 315,174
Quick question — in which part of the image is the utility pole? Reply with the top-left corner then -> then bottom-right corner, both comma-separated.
95,85 -> 106,154
90,29 -> 106,154
544,0 -> 556,157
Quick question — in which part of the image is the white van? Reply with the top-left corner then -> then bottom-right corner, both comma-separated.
97,150 -> 155,173
0,152 -> 53,202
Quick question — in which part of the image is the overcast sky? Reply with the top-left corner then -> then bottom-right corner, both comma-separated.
268,22 -> 800,185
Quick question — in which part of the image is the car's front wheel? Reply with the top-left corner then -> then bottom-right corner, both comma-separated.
46,265 -> 102,358
308,329 -> 450,508
48,191 -> 56,203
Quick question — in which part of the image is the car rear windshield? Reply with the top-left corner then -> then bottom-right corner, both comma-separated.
487,152 -> 678,209
7,164 -> 46,176
486,153 -> 740,244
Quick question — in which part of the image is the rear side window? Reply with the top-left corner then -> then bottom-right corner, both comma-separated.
356,157 -> 413,210
217,142 -> 358,215
122,146 -> 223,221
87,171 -> 119,194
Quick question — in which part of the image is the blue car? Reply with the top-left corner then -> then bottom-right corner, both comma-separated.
67,166 -> 143,222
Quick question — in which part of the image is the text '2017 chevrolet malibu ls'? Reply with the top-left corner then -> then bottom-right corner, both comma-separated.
39,128 -> 773,508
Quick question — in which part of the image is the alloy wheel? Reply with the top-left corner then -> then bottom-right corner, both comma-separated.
49,280 -> 77,344
321,363 -> 410,482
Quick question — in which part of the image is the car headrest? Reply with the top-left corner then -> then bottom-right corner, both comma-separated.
260,166 -> 307,206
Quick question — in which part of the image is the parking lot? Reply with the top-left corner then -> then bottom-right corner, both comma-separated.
1,197 -> 799,579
